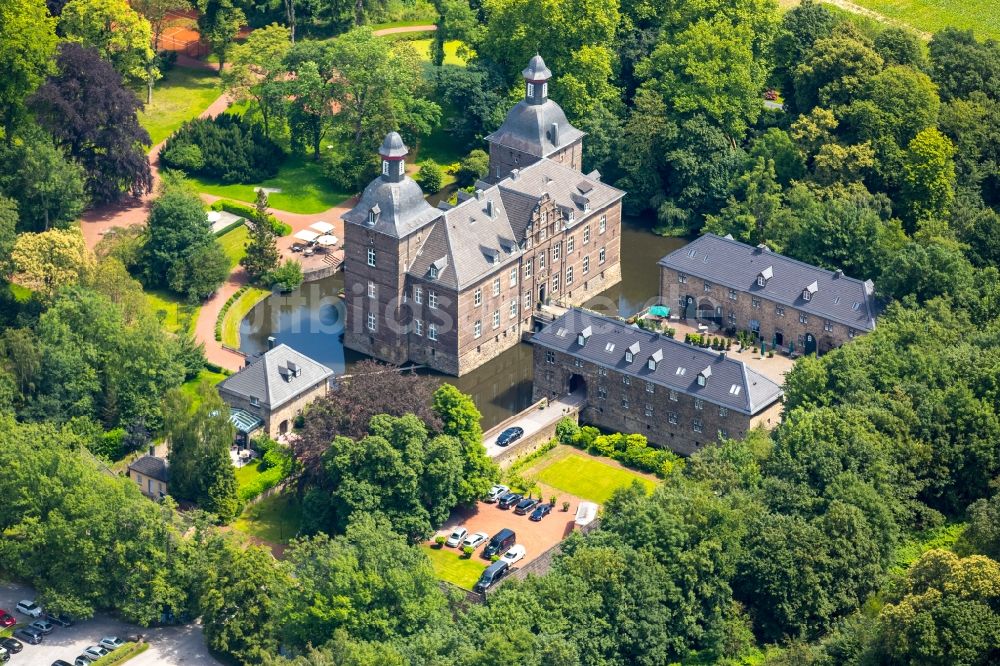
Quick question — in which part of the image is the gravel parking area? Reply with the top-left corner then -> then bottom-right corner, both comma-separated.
0,582 -> 220,666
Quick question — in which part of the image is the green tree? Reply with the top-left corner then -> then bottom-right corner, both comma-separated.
772,0 -> 840,111
900,127 -> 956,225
0,0 -> 58,137
267,259 -> 303,292
0,130 -> 87,231
11,227 -> 92,296
60,0 -> 157,86
0,197 -> 17,278
241,190 -> 280,282
225,23 -> 291,138
793,32 -> 883,111
432,383 -> 500,505
928,27 -> 1000,102
704,157 -> 784,245
961,494 -> 1000,560
286,59 -> 334,160
457,148 -> 489,185
196,0 -> 245,74
874,26 -> 926,69
163,384 -> 241,521
416,161 -> 444,193
131,0 -> 190,51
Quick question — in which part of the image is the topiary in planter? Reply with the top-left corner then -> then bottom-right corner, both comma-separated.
562,501 -> 571,512
462,545 -> 474,558
434,536 -> 446,548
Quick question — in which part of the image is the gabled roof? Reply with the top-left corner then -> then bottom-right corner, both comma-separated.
532,309 -> 783,415
217,344 -> 334,410
128,455 -> 169,483
659,234 -> 878,331
497,159 -> 624,228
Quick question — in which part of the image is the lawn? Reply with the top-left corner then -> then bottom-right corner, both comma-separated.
534,451 -> 657,504
422,545 -> 488,590
235,459 -> 265,488
138,66 -> 224,146
407,39 -> 470,66
188,154 -> 352,214
144,289 -> 199,336
180,367 -> 229,402
217,224 -> 249,269
233,490 -> 302,544
221,286 -> 270,348
847,0 -> 999,39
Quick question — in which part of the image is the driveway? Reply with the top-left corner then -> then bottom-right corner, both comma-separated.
483,392 -> 584,459
0,582 -> 220,666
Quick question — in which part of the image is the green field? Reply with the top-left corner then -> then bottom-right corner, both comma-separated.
221,286 -> 270,348
422,545 -> 488,589
180,367 -> 229,401
408,39 -> 470,66
234,490 -> 302,544
188,155 -> 352,214
534,452 -> 657,504
138,66 -> 224,146
836,0 -> 998,40
217,224 -> 249,269
144,289 -> 199,335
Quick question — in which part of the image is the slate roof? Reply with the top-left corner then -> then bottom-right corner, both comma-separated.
217,344 -> 334,410
497,159 -> 624,225
659,234 -> 878,331
485,99 -> 585,158
532,309 -> 784,415
342,174 -> 441,239
129,455 -> 169,483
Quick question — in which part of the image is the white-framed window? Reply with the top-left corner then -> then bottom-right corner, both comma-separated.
553,242 -> 561,260
599,247 -> 606,264
599,214 -> 607,233
598,367 -> 607,376
552,274 -> 560,292
645,381 -> 655,393
566,266 -> 574,285
757,275 -> 765,287
729,288 -> 737,301
622,397 -> 630,409
623,376 -> 631,386
367,247 -> 376,267
414,286 -> 423,304
382,160 -> 389,176
429,266 -> 438,280
598,386 -> 607,399
693,419 -> 703,433
250,396 -> 259,407
718,428 -> 728,439
366,311 -> 377,331
775,304 -> 785,316
583,226 -> 590,244
527,82 -> 535,97
704,281 -> 712,293
719,406 -> 729,417
803,289 -> 812,302
525,261 -> 532,279
474,288 -> 482,306
510,267 -> 518,287
567,236 -> 575,254
509,299 -> 518,319
669,389 -> 678,402
849,328 -> 857,339
428,324 -> 438,340
752,296 -> 761,308
397,161 -> 404,176
493,277 -> 501,296
644,404 -> 654,417
542,81 -> 548,97
429,291 -> 438,309
728,312 -> 737,325
545,350 -> 555,364
414,319 -> 423,336
799,312 -> 808,324
367,281 -> 376,299
678,273 -> 687,284
668,412 -> 678,425
493,310 -> 500,329
474,320 -> 482,338
694,398 -> 704,410
625,350 -> 633,363
539,251 -> 546,270
824,320 -> 834,332
583,256 -> 590,274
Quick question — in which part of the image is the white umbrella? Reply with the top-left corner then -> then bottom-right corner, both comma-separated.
294,229 -> 320,243
310,221 -> 335,234
315,234 -> 338,246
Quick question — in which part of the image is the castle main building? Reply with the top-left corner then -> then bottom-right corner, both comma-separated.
341,56 -> 625,376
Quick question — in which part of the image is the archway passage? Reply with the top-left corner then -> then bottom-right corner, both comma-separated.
568,373 -> 587,397
697,299 -> 721,325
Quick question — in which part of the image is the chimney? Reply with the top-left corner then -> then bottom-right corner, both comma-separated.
834,269 -> 844,278
550,122 -> 559,145
149,445 -> 156,457
475,188 -> 484,201
267,336 -> 276,350
510,168 -> 520,180
287,361 -> 299,377
486,200 -> 494,217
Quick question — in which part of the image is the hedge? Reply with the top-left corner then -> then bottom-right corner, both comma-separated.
555,417 -> 680,478
210,199 -> 290,236
91,642 -> 149,666
161,114 -> 284,183
215,285 -> 250,342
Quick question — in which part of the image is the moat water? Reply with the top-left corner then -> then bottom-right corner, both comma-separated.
240,217 -> 687,429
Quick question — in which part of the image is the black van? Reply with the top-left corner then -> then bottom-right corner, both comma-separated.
482,528 -> 516,559
474,560 -> 510,594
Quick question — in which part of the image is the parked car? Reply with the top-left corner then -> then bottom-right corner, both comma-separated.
530,503 -> 553,521
45,612 -> 73,627
30,619 -> 54,634
0,612 -> 14,628
0,638 -> 22,654
483,528 -> 516,559
52,661 -> 74,666
83,645 -> 110,660
15,600 -> 42,618
13,627 -> 42,645
485,484 -> 510,502
445,527 -> 468,548
501,544 -> 526,565
461,532 -> 489,549
496,427 -> 524,447
74,657 -> 95,666
473,560 -> 510,593
497,492 -> 522,509
99,636 -> 125,651
514,497 -> 539,515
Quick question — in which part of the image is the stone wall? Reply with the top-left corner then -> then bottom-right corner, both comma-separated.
487,404 -> 579,469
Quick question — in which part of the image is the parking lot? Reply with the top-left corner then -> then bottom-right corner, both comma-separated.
0,582 -> 220,666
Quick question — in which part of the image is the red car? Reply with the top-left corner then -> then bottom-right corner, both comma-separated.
0,612 -> 14,628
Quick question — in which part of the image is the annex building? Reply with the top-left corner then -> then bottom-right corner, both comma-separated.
532,308 -> 784,455
341,55 -> 625,376
659,234 -> 878,355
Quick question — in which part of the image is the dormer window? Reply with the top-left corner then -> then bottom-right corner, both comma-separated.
803,281 -> 818,301
625,351 -> 633,363
757,266 -> 773,287
757,276 -> 765,287
802,290 -> 811,301
577,326 -> 592,347
647,349 -> 663,371
697,366 -> 712,387
367,203 -> 380,227
429,266 -> 438,279
625,341 -> 640,363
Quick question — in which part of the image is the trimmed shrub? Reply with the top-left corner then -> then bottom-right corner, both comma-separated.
162,114 -> 285,183
416,161 -> 444,193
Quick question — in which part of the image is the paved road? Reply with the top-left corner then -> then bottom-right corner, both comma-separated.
483,393 -> 584,459
0,582 -> 220,666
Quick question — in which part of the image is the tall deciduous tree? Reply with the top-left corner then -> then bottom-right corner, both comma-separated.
225,23 -> 292,139
0,0 -> 58,138
196,0 -> 245,74
32,43 -> 153,204
0,130 -> 87,231
11,227 -> 91,296
131,0 -> 190,50
60,0 -> 157,85
432,383 -> 500,504
0,197 -> 18,279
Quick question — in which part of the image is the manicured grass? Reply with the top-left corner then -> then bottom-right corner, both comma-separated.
534,452 -> 656,504
188,154 -> 352,214
221,286 -> 270,348
180,367 -> 229,403
847,0 -> 999,39
406,39 -> 469,66
138,66 -> 224,146
217,224 -> 249,269
235,459 -> 265,488
144,289 -> 199,336
233,490 -> 302,544
422,545 -> 488,590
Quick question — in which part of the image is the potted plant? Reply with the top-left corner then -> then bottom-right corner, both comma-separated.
550,495 -> 557,507
434,536 -> 446,549
562,501 -> 571,512
490,554 -> 500,562
462,545 -> 474,558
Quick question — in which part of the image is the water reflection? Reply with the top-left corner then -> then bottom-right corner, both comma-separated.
240,217 -> 687,429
